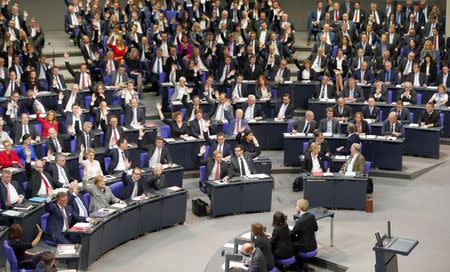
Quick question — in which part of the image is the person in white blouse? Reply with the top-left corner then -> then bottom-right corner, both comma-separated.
120,81 -> 139,105
79,147 -> 103,181
428,84 -> 449,109
0,118 -> 13,147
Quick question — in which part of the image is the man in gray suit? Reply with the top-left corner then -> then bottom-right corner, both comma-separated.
318,107 -> 340,134
239,243 -> 266,272
291,111 -> 317,133
110,65 -> 129,89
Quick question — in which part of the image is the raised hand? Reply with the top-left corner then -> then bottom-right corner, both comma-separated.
199,145 -> 206,155
156,102 -> 162,110
139,127 -> 145,138
64,52 -> 69,60
58,91 -> 64,101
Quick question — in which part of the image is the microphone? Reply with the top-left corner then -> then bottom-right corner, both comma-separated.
48,42 -> 55,66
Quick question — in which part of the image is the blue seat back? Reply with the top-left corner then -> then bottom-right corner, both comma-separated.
287,119 -> 294,132
221,122 -> 229,134
303,142 -> 309,153
365,161 -> 372,176
109,182 -> 124,198
180,108 -> 187,119
41,143 -> 47,157
34,124 -> 42,136
387,90 -> 393,104
165,11 -> 177,22
409,112 -> 414,123
40,213 -> 49,232
158,72 -> 166,83
84,95 -> 92,110
203,146 -> 210,160
160,125 -> 171,138
83,193 -> 90,210
4,240 -> 19,272
140,152 -> 149,168
70,138 -> 77,153
440,113 -> 444,128
416,93 -> 422,105
104,157 -> 111,172
199,165 -> 206,181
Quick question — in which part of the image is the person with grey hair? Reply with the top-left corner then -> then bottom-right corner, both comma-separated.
242,94 -> 265,121
233,243 -> 266,272
0,169 -> 25,209
336,123 -> 360,155
397,81 -> 417,104
76,121 -> 96,152
382,112 -> 403,137
47,153 -> 76,188
292,111 -> 317,134
67,181 -> 88,217
144,163 -> 166,193
340,143 -> 366,175
0,117 -> 13,146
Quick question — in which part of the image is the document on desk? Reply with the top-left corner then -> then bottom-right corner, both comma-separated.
245,174 -> 269,179
323,132 -> 333,137
164,138 -> 176,143
171,100 -> 182,105
386,136 -> 397,141
223,243 -> 242,251
408,123 -> 419,128
57,244 -> 77,255
323,172 -> 333,177
3,167 -> 20,173
162,163 -> 179,169
222,261 -> 248,271
122,127 -> 129,131
166,186 -> 182,192
70,222 -> 91,232
111,203 -> 127,209
376,136 -> 388,140
183,136 -> 197,141
335,155 -> 348,160
2,210 -> 23,217
241,232 -> 251,240
344,172 -> 356,177
103,175 -> 116,181
366,135 -> 376,139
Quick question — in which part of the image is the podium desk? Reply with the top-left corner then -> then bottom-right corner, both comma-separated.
205,176 -> 273,218
247,119 -> 288,150
303,174 -> 368,210
373,236 -> 419,272
404,125 -> 441,158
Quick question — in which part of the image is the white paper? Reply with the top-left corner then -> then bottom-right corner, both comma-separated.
246,174 -> 269,179
241,232 -> 251,240
222,261 -> 247,271
164,138 -> 176,142
183,136 -> 197,141
166,186 -> 182,192
171,101 -> 182,105
344,171 -> 356,176
111,203 -> 127,209
323,172 -> 333,177
408,123 -> 419,127
335,155 -> 348,160
323,132 -> 332,137
2,210 -> 22,216
366,135 -> 376,139
72,222 -> 91,228
162,163 -> 178,169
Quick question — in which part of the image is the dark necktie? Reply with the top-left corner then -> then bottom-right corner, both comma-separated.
240,157 -> 246,176
303,122 -> 310,133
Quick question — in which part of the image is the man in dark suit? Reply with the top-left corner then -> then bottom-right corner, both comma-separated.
13,113 -> 40,143
361,97 -> 380,121
189,109 -> 208,139
123,97 -> 145,127
436,65 -> 450,88
93,101 -> 112,133
45,128 -> 74,154
107,138 -> 130,174
0,169 -> 25,210
391,99 -> 411,124
407,63 -> 427,87
349,2 -> 366,31
291,199 -> 318,254
49,66 -> 67,92
342,77 -> 363,102
274,94 -> 295,120
67,182 -> 89,217
25,155 -> 56,198
377,61 -> 399,85
145,164 -> 166,192
197,146 -> 232,181
76,122 -> 96,152
0,70 -> 20,98
382,112 -> 403,137
110,65 -> 129,88
418,102 -> 441,128
310,35 -> 332,57
243,55 -> 262,80
238,244 -> 267,272
336,124 -> 360,155
65,103 -> 85,135
45,192 -> 91,244
308,48 -> 327,76
57,84 -> 84,113
47,154 -> 76,188
271,59 -> 291,82
204,130 -> 233,159
333,98 -> 353,122
230,75 -> 248,99
229,144 -> 260,177
138,129 -> 172,168
318,107 -> 340,134
426,28 -> 444,52
354,34 -> 372,58
104,115 -> 125,150
352,62 -> 375,84
314,75 -> 335,99
242,95 -> 265,120
64,53 -> 92,91
121,165 -> 153,200
291,111 -> 317,134
215,56 -> 237,84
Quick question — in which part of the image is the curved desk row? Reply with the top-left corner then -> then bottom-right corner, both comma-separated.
71,189 -> 187,271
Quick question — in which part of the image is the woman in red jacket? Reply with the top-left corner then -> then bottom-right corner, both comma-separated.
0,141 -> 23,169
36,110 -> 58,139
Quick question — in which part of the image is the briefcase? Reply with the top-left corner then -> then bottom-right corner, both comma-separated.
192,198 -> 209,217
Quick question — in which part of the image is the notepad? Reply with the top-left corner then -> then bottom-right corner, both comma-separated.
183,136 -> 197,141
111,203 -> 127,209
166,186 -> 182,192
164,138 -> 176,142
29,197 -> 47,203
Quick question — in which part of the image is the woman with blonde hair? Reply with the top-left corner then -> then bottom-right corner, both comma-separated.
79,147 -> 103,181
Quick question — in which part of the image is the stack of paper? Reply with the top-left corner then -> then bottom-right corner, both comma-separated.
183,136 -> 197,141
222,261 -> 247,271
2,210 -> 22,216
164,138 -> 176,142
57,244 -> 77,255
111,203 -> 127,209
166,186 -> 182,192
246,174 -> 269,179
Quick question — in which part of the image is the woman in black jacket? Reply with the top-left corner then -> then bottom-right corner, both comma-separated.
352,112 -> 369,135
251,223 -> 275,271
303,142 -> 328,172
271,211 -> 295,259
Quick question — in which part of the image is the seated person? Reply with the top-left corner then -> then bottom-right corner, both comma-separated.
25,155 -> 55,198
295,59 -> 316,81
307,130 -> 331,160
418,102 -> 440,128
45,128 -> 74,154
314,75 -> 335,99
230,144 -> 259,177
396,81 -> 417,104
291,199 -> 318,267
67,182 -> 89,217
303,143 -> 328,173
36,110 -> 58,140
121,164 -> 157,200
182,95 -> 202,122
0,117 -> 13,145
107,138 -> 130,174
79,148 -> 103,180
242,95 -> 265,121
225,108 -> 248,136
34,251 -> 56,272
336,123 -> 360,155
291,111 -> 317,134
390,99 -> 411,124
342,77 -> 363,102
236,243 -> 267,271
352,61 -> 375,84
157,103 -> 189,139
333,97 -> 353,122
104,115 -> 125,150
82,173 -> 124,212
124,97 -> 145,127
138,129 -> 172,168
340,143 -> 366,175
251,223 -> 275,271
203,130 -> 233,159
189,108 -> 209,139
274,94 -> 295,120
0,140 -> 23,169
361,97 -> 380,121
207,92 -> 233,125
45,192 -> 92,244
255,75 -> 272,100
352,112 -> 369,135
47,154 -> 76,188
8,224 -> 44,270
13,113 -> 40,143
318,107 -> 340,134
428,84 -> 448,109
196,146 -> 232,181
236,129 -> 261,156
407,62 -> 427,88
145,163 -> 167,192
270,211 -> 295,259
382,112 -> 403,137
369,81 -> 387,102
231,74 -> 248,100
16,134 -> 38,166
0,169 -> 25,209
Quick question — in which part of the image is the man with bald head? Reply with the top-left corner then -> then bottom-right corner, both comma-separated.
13,113 -> 39,143
292,111 -> 317,134
382,112 -> 403,137
45,128 -> 74,154
25,150 -> 55,197
226,108 -> 248,136
242,95 -> 265,121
